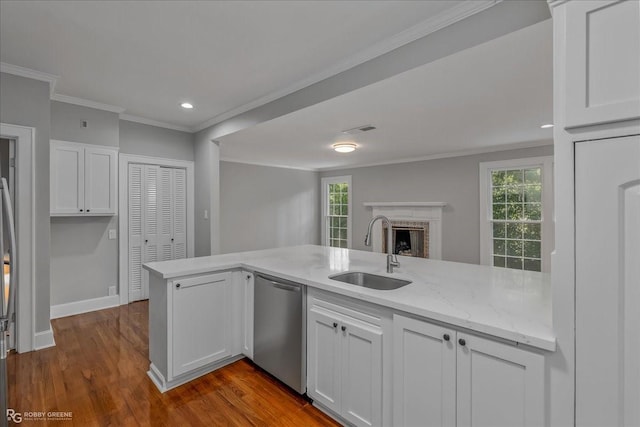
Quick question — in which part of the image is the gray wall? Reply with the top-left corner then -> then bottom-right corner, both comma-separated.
0,72 -> 51,333
49,101 -> 120,305
193,130 -> 220,257
51,101 -> 119,146
220,161 -> 320,253
119,120 -> 194,161
320,145 -> 554,265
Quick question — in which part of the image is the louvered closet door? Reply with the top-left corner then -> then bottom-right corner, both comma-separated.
128,164 -> 144,302
158,168 -> 174,261
173,168 -> 187,259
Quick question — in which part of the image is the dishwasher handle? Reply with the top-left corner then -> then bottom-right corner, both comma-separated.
258,276 -> 301,292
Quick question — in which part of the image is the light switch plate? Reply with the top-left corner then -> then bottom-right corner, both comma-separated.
108,229 -> 117,240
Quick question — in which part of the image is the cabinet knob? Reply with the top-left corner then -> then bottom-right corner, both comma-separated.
341,325 -> 346,332
86,209 -> 90,212
333,322 -> 338,329
145,239 -> 148,243
458,338 -> 466,346
443,334 -> 450,341
171,238 -> 174,242
246,275 -> 252,280
79,209 -> 83,212
175,283 -> 181,288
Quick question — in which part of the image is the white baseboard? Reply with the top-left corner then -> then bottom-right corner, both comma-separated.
50,295 -> 120,320
34,323 -> 56,350
148,355 -> 245,393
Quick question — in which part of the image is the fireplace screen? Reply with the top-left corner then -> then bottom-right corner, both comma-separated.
382,221 -> 429,258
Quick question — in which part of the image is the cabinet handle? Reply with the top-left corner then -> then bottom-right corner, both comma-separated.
341,325 -> 346,332
333,322 -> 338,329
175,283 -> 181,289
458,338 -> 466,346
443,334 -> 450,341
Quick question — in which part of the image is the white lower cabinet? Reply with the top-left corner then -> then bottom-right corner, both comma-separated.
394,314 -> 545,427
240,271 -> 254,359
171,272 -> 233,378
307,292 -> 384,427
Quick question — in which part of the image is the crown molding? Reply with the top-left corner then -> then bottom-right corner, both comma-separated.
119,114 -> 192,133
193,0 -> 501,132
317,139 -> 553,172
219,158 -> 318,172
0,62 -> 59,96
52,94 -> 125,114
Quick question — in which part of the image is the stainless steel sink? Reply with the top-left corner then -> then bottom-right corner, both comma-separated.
329,271 -> 411,290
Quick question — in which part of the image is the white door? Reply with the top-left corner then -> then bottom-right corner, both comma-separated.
171,272 -> 232,378
340,318 -> 383,427
575,135 -> 640,427
456,333 -> 545,427
50,142 -> 84,215
158,167 -> 174,262
307,308 -> 342,414
172,168 -> 187,259
128,164 -> 144,302
84,147 -> 116,214
393,315 -> 456,427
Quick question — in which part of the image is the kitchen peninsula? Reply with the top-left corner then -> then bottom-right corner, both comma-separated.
144,245 -> 554,426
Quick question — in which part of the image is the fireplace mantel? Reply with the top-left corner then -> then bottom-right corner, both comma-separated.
363,202 -> 446,260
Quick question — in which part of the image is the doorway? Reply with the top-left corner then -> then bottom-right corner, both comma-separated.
0,138 -> 16,350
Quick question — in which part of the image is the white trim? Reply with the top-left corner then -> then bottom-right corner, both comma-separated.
52,94 -> 125,114
192,1 -> 500,133
318,140 -> 553,172
0,123 -> 36,353
33,323 -> 55,350
118,154 -> 195,305
479,156 -> 554,272
366,203 -> 446,260
148,354 -> 244,393
119,114 -> 192,133
320,175 -> 352,249
363,202 -> 447,208
219,158 -> 317,172
0,62 -> 58,95
50,295 -> 120,319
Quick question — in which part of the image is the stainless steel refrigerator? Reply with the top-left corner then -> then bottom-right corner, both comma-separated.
0,177 -> 17,427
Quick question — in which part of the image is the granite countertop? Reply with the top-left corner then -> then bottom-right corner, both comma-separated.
144,244 -> 555,351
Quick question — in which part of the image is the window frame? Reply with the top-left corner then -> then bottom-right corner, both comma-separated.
479,156 -> 553,272
321,175 -> 352,249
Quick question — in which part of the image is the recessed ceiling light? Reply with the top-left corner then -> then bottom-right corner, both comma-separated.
181,102 -> 194,109
333,143 -> 357,153
540,123 -> 554,129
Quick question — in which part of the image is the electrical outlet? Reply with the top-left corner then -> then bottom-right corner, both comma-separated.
108,229 -> 117,240
108,286 -> 116,296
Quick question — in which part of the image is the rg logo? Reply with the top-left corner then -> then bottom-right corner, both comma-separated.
6,409 -> 22,423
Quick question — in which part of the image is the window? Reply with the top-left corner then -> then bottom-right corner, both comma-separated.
479,157 -> 553,272
321,176 -> 352,248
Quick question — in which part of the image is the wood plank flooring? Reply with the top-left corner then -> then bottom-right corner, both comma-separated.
7,301 -> 339,426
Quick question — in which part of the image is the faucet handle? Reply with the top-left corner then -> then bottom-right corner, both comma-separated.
390,254 -> 400,267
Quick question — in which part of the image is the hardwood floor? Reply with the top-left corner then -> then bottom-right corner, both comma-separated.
7,301 -> 339,426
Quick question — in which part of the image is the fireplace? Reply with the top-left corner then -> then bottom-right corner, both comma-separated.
363,202 -> 446,260
382,221 -> 429,258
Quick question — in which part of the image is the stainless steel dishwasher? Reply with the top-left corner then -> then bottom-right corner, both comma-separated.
253,273 -> 306,394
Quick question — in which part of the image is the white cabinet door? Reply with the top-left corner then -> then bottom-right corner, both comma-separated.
84,146 -> 116,214
565,0 -> 640,127
171,272 -> 232,378
241,271 -> 254,359
50,142 -> 84,215
575,135 -> 640,427
158,167 -> 174,262
340,318 -> 382,427
456,333 -> 544,427
307,307 -> 342,414
393,315 -> 456,427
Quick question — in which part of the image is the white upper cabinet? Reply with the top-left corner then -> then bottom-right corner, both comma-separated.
564,0 -> 640,128
50,140 -> 117,216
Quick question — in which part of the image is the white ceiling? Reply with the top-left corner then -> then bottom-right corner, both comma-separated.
0,0 -> 471,129
218,19 -> 553,170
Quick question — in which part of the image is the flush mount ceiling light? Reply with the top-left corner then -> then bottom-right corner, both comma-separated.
540,123 -> 554,129
180,102 -> 194,109
333,142 -> 357,153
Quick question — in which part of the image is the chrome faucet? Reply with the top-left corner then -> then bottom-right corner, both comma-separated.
364,215 -> 400,273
